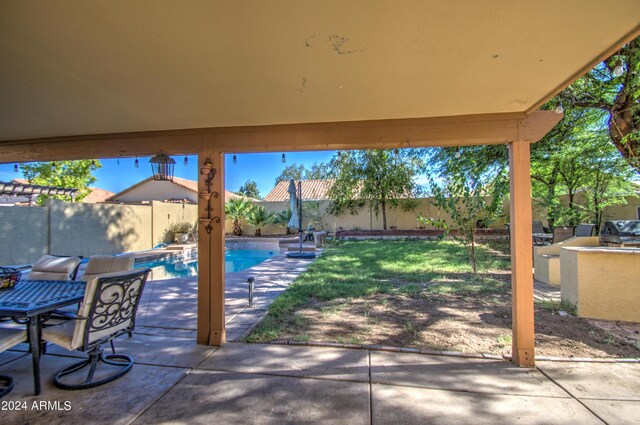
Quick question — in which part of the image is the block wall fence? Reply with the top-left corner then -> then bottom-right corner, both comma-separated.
0,195 -> 637,265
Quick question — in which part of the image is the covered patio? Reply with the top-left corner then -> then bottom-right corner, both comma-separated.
0,2 -> 639,421
2,336 -> 639,424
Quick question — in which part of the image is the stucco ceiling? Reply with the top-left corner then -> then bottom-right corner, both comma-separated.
0,0 -> 639,141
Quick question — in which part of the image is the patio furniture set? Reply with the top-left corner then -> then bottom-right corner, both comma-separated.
505,221 -> 596,246
0,254 -> 150,397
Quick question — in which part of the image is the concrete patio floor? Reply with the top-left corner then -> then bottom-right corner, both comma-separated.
2,339 -> 639,424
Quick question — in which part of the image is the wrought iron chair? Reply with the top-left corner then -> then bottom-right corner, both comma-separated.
46,254 -> 136,325
41,268 -> 150,390
575,223 -> 596,237
0,328 -> 27,398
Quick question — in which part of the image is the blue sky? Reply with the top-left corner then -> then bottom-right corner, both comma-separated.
0,151 -> 338,198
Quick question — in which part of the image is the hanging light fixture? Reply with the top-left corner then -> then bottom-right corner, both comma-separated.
612,58 -> 624,77
14,164 -> 18,172
117,158 -> 120,165
337,151 -> 342,158
134,157 -> 139,168
232,154 -> 238,165
454,148 -> 461,159
183,156 -> 189,166
52,162 -> 57,169
150,153 -> 176,181
281,153 -> 286,163
555,103 -> 564,114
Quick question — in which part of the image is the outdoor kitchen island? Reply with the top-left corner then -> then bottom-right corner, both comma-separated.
560,246 -> 640,322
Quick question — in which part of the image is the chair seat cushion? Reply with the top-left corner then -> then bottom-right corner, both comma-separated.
0,328 -> 27,353
42,321 -> 77,351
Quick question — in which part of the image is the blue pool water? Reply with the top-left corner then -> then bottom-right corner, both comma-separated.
137,249 -> 277,280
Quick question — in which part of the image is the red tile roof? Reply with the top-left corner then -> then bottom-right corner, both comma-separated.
82,187 -> 115,203
264,180 -> 334,202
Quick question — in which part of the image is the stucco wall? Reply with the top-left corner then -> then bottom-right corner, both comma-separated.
49,199 -> 152,257
561,247 -> 640,322
224,194 -> 639,237
152,201 -> 199,244
0,206 -> 49,265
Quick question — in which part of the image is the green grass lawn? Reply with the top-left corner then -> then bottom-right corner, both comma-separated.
247,239 -> 511,342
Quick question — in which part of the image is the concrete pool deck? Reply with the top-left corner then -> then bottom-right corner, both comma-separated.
135,251 -> 316,341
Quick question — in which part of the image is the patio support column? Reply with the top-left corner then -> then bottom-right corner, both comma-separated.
508,141 -> 535,367
197,151 -> 226,345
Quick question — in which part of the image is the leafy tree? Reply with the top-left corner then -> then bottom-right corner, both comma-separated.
273,209 -> 293,234
224,198 -> 255,236
327,149 -> 422,230
274,162 -> 330,185
236,180 -> 261,199
305,162 -> 331,180
424,169 -> 508,273
556,36 -> 640,174
19,160 -> 101,204
427,103 -> 636,231
246,205 -> 275,236
275,164 -> 305,185
303,201 -> 325,229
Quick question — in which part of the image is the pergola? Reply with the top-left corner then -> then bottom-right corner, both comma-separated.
1,1 -> 639,367
0,181 -> 78,198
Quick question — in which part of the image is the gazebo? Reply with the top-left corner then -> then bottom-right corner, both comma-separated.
1,1 -> 638,367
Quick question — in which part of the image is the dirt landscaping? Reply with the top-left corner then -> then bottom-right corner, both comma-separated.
247,240 -> 640,358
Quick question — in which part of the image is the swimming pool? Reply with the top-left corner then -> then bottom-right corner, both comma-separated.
137,249 -> 278,280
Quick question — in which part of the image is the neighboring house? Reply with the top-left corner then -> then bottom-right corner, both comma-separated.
263,179 -> 415,202
264,179 -> 334,202
107,176 -> 246,204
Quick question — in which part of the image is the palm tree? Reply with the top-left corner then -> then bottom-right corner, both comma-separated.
225,198 -> 255,236
273,209 -> 293,234
246,205 -> 275,236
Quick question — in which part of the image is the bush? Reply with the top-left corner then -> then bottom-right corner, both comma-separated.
163,221 -> 194,243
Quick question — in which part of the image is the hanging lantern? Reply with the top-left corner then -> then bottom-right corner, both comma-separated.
149,153 -> 176,181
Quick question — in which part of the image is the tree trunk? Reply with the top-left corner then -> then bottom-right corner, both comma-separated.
381,198 -> 387,230
470,235 -> 477,274
233,219 -> 242,236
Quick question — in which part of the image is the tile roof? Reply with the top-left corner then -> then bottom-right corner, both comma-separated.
82,187 -> 115,203
264,180 -> 334,202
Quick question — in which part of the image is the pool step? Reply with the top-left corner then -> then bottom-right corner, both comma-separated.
285,244 -> 316,252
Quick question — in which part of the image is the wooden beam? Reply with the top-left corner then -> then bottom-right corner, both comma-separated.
196,153 -> 211,344
0,111 -> 561,163
196,150 -> 226,345
508,141 -> 535,367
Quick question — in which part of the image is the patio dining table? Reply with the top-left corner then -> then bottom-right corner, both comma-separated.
532,232 -> 553,245
0,279 -> 85,395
